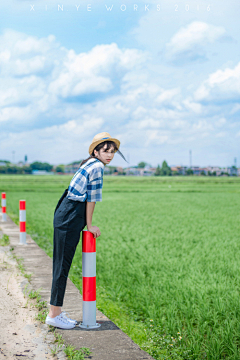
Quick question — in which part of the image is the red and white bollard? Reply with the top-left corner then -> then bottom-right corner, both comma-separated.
79,230 -> 101,329
1,192 -> 7,222
19,200 -> 26,245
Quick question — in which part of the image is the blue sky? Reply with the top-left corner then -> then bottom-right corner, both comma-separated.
0,0 -> 239,167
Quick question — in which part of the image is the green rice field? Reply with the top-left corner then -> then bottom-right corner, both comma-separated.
1,175 -> 240,359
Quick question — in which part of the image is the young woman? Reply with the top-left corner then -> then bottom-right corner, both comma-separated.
45,132 -> 127,329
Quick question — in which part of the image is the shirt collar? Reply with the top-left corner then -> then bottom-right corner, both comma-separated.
86,157 -> 105,167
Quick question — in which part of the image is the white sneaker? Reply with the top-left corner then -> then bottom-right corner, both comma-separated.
61,311 -> 78,325
45,313 -> 76,329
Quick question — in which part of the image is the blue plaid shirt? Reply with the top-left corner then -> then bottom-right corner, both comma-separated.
67,158 -> 105,202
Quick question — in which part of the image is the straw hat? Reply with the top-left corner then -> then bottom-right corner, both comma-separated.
89,132 -> 120,156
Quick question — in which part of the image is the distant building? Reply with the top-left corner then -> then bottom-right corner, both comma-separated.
0,162 -> 6,167
124,166 -> 156,176
117,166 -> 123,173
139,166 -> 156,176
104,167 -> 111,175
205,166 -> 222,176
171,166 -> 187,175
32,170 -> 54,175
108,167 -> 125,176
64,164 -> 80,174
126,167 -> 141,176
203,166 -> 239,176
191,167 -> 200,175
229,167 -> 238,176
221,167 -> 238,176
189,167 -> 208,175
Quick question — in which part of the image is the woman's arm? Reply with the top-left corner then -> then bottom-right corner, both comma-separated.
86,201 -> 101,238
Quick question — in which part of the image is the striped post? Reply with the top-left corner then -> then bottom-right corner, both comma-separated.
1,192 -> 6,222
19,200 -> 26,245
79,230 -> 101,329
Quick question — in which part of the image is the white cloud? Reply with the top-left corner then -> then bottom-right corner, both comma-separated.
230,103 -> 240,114
166,21 -> 226,59
215,118 -> 226,127
167,21 -> 225,54
0,29 -> 59,77
49,73 -> 113,98
183,98 -> 202,114
132,106 -> 147,119
48,43 -> 146,98
0,116 -> 105,163
0,29 -> 146,125
194,62 -> 240,101
192,120 -> 213,132
14,56 -> 47,75
145,131 -> 169,146
138,118 -> 163,129
0,105 -> 34,123
215,132 -> 226,138
156,88 -> 180,103
0,27 -> 239,167
0,50 -> 11,62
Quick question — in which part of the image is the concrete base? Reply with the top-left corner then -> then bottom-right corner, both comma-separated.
82,300 -> 98,327
79,322 -> 101,329
19,232 -> 27,245
1,213 -> 7,222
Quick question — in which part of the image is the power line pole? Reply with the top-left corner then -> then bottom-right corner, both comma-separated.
189,150 -> 192,168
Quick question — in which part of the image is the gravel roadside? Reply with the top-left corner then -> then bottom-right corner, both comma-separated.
0,243 -> 66,360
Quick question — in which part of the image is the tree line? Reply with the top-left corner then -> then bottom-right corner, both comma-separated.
0,159 -> 235,176
0,161 -> 53,174
138,161 -> 232,176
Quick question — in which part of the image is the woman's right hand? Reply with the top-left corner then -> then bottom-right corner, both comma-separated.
88,226 -> 101,238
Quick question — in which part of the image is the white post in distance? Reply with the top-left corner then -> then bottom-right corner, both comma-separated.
19,200 -> 26,245
1,192 -> 7,222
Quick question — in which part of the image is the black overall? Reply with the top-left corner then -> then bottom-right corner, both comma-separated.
50,189 -> 87,306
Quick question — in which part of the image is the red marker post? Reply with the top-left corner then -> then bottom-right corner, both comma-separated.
1,193 -> 7,222
19,200 -> 26,245
79,230 -> 101,329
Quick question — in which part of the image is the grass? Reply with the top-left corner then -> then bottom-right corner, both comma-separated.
64,345 -> 91,360
50,333 -> 64,356
1,175 -> 240,359
11,250 -> 49,323
0,234 -> 10,246
26,288 -> 49,322
50,332 -> 91,360
26,289 -> 49,322
11,253 -> 33,282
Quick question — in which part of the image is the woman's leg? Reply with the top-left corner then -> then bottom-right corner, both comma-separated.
50,225 -> 81,308
49,199 -> 86,315
46,225 -> 67,322
48,305 -> 62,318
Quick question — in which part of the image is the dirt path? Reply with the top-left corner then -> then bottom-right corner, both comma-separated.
0,245 -> 64,360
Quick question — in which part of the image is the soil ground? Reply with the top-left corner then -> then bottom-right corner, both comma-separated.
0,245 -> 64,360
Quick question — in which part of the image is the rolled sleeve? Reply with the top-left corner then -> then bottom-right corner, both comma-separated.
87,167 -> 103,202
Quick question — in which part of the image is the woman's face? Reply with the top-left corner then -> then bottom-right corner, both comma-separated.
94,144 -> 115,165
